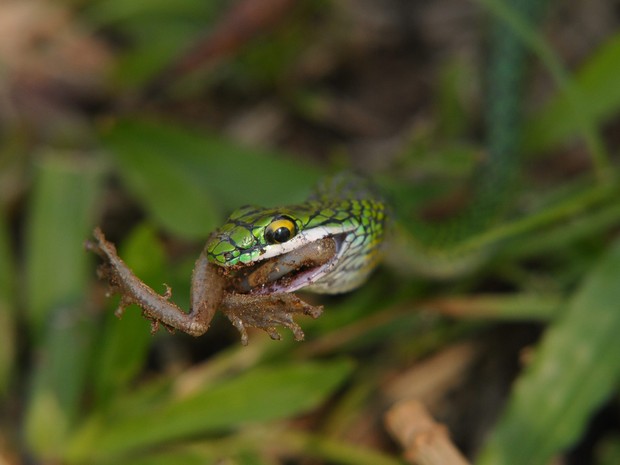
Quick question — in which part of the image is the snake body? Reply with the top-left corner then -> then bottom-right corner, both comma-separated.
206,174 -> 387,295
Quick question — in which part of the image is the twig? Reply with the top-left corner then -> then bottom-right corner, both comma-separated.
385,400 -> 471,465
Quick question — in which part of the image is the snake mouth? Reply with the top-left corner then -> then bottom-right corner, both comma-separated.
230,235 -> 343,295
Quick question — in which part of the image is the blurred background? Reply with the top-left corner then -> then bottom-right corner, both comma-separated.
1,0 -> 620,464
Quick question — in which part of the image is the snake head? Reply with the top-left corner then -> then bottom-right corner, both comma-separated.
205,197 -> 384,295
206,205 -> 303,267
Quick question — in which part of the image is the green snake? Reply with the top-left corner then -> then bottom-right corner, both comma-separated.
205,174 -> 387,294
90,0 -> 544,342
203,2 -> 545,288
89,174 -> 388,343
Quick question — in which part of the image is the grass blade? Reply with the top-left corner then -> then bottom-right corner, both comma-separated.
476,237 -> 620,465
525,33 -> 620,155
23,153 -> 103,460
24,154 -> 102,335
68,359 -> 353,463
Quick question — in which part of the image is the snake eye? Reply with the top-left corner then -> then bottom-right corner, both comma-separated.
265,217 -> 297,244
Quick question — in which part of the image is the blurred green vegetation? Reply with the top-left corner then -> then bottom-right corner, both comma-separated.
1,0 -> 620,464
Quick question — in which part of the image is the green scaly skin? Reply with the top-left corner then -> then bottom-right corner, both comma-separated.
205,174 -> 387,294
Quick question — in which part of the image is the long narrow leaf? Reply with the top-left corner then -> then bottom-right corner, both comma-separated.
24,154 -> 102,334
477,237 -> 620,465
524,33 -> 620,154
23,153 -> 103,460
68,359 -> 353,463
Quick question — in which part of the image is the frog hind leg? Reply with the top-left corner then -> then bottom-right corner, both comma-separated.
87,228 -> 224,337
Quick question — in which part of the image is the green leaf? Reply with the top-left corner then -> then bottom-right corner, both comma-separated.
0,209 -> 15,397
100,121 -> 221,238
68,359 -> 353,463
524,33 -> 620,154
24,154 -> 102,334
476,237 -> 620,465
23,153 -> 103,460
100,118 -> 322,239
25,309 -> 100,461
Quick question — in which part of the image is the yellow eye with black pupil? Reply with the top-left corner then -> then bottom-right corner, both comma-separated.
265,218 -> 296,244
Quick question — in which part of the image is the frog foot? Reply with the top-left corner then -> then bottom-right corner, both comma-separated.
220,292 -> 323,345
